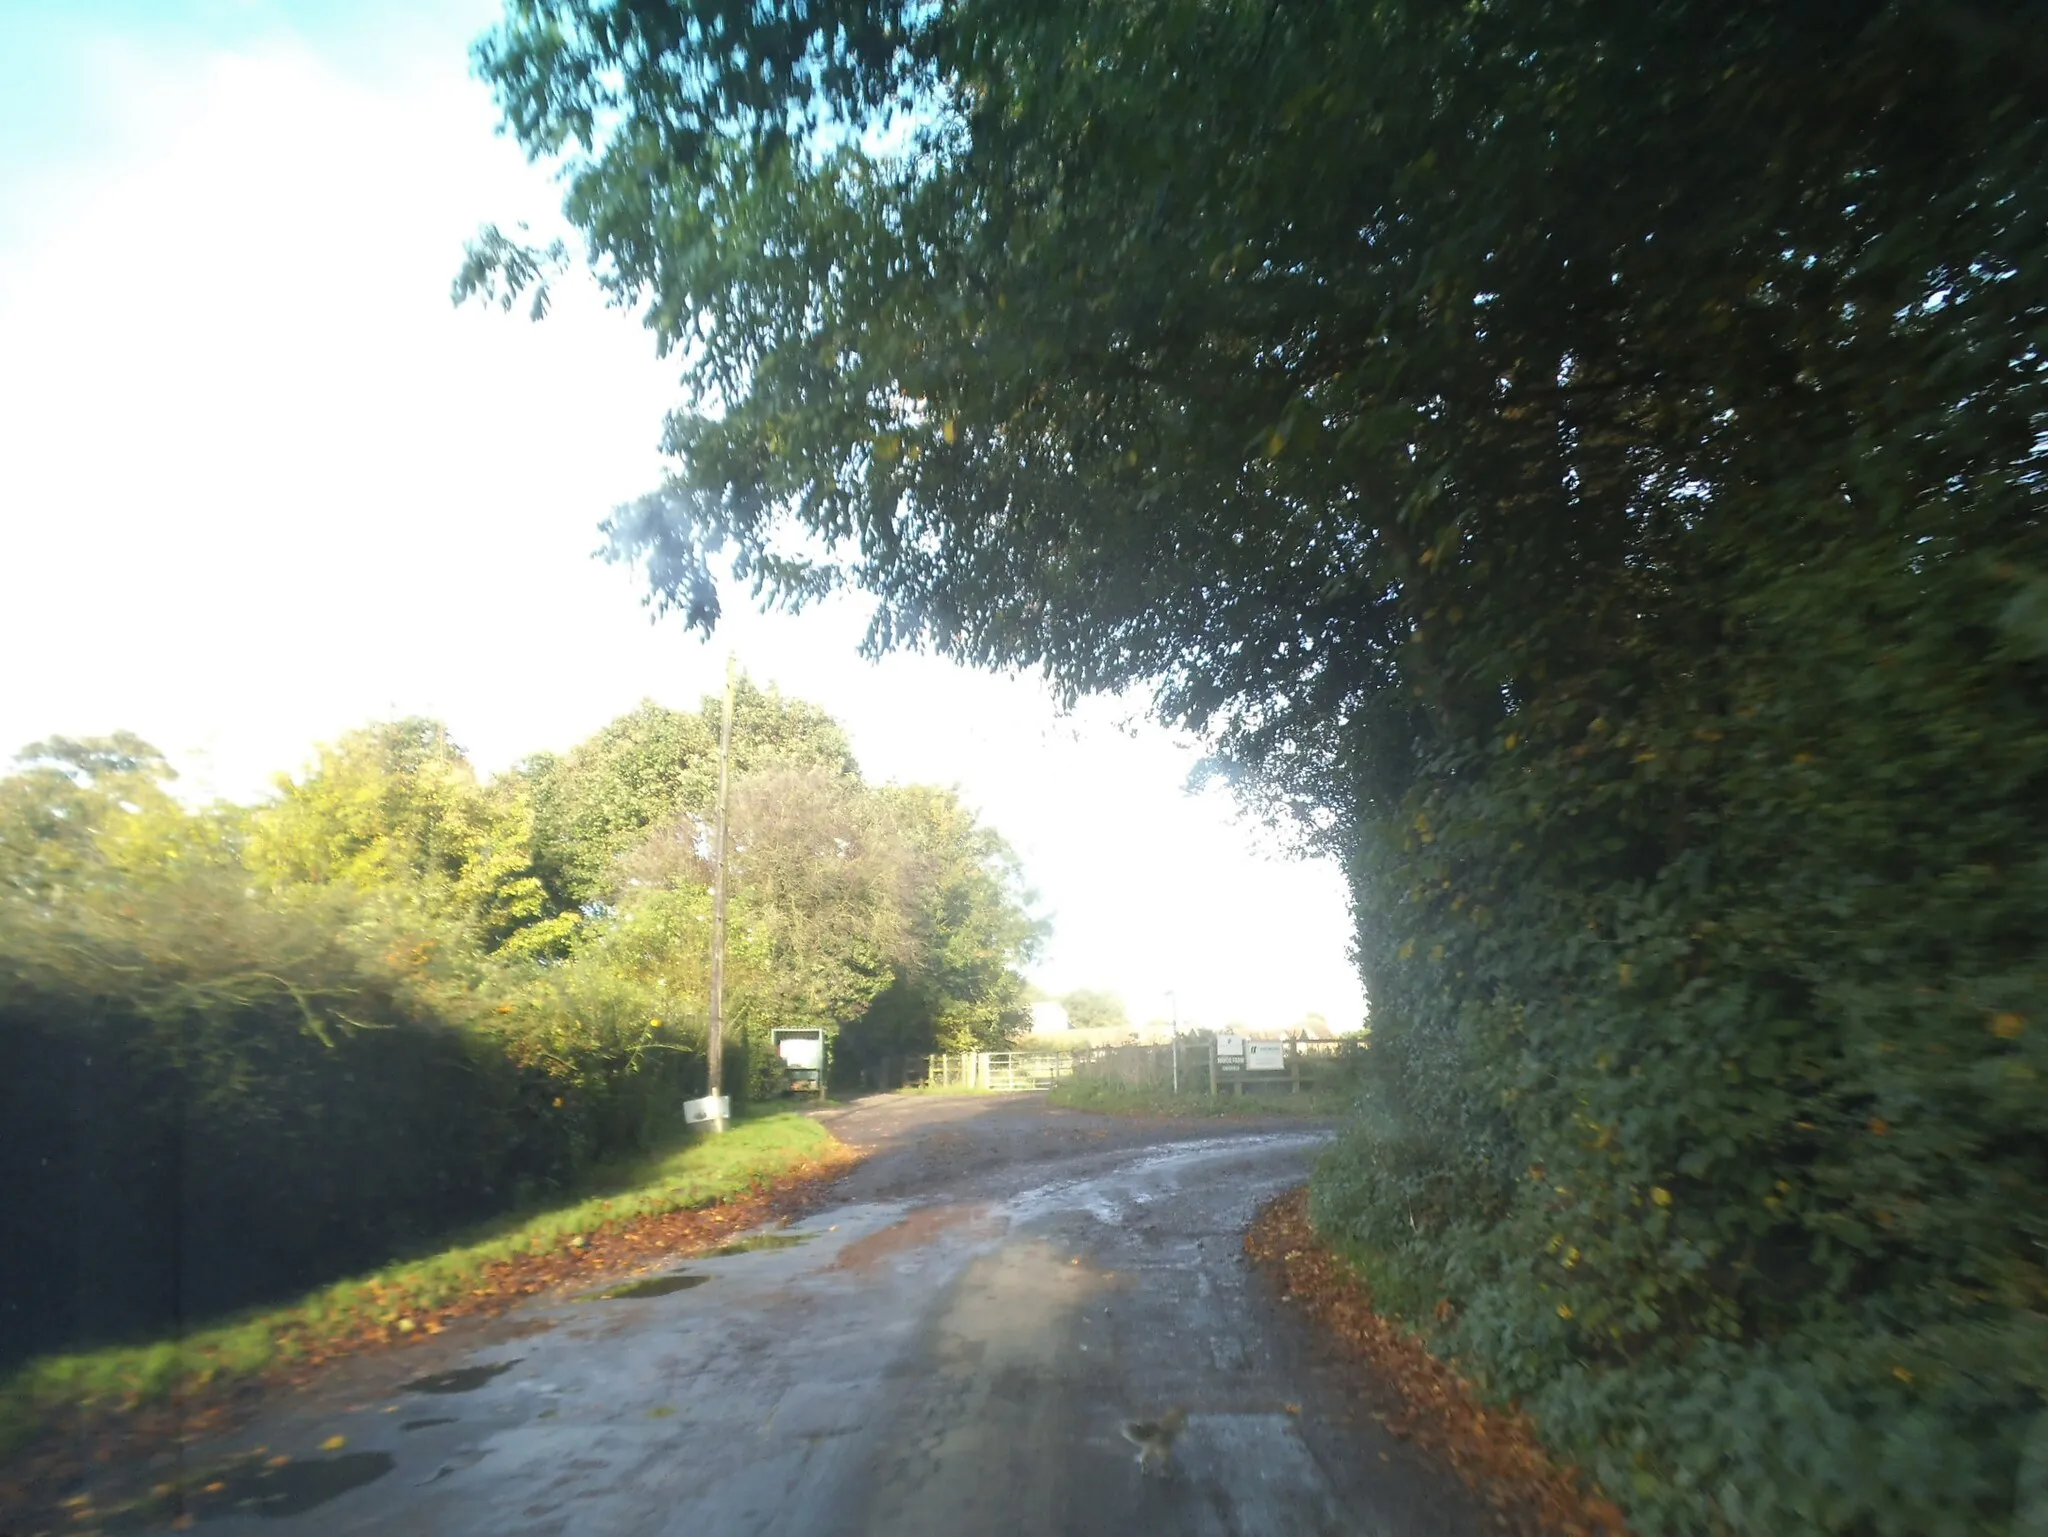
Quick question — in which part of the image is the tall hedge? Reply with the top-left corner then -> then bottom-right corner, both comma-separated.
0,865 -> 690,1372
1316,528 -> 2048,1534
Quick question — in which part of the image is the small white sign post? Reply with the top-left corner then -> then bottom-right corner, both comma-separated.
1246,1041 -> 1286,1073
683,1095 -> 731,1126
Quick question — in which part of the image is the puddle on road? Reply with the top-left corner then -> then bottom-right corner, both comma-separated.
208,1452 -> 397,1519
98,1451 -> 397,1528
399,1417 -> 457,1432
830,1204 -> 996,1272
402,1359 -> 520,1395
590,1272 -> 709,1299
710,1232 -> 813,1257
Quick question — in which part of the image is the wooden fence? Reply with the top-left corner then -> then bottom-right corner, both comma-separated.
1069,1036 -> 1356,1096
916,1037 -> 1361,1096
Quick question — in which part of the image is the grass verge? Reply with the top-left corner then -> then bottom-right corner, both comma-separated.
0,1112 -> 843,1465
1044,1078 -> 1341,1118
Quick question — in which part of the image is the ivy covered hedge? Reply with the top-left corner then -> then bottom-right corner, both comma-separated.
1317,530 -> 2048,1534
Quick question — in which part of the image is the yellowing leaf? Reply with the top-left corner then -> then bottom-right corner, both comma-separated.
319,1434 -> 347,1451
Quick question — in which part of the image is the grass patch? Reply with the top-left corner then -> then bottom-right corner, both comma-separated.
1,1112 -> 834,1456
1044,1078 -> 1343,1118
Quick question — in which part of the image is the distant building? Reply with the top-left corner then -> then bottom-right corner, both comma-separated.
1028,1001 -> 1071,1035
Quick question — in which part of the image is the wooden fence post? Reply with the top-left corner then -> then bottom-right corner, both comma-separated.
1208,1035 -> 1218,1097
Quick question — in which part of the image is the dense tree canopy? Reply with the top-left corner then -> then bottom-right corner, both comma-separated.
521,682 -> 858,909
248,718 -> 578,959
470,3 -> 2046,1532
853,783 -> 1043,1057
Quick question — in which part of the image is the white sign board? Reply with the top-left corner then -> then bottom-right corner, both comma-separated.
683,1094 -> 730,1124
777,1036 -> 824,1070
1246,1041 -> 1286,1073
1214,1033 -> 1246,1062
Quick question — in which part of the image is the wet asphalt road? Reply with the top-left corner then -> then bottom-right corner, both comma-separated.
143,1096 -> 1500,1537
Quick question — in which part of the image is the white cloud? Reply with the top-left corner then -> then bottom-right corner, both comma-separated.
0,36 -> 1366,1032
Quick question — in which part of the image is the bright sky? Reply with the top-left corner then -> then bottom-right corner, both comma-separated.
0,0 -> 1366,1033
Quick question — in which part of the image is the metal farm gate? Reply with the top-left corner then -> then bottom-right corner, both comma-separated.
922,1050 -> 1076,1092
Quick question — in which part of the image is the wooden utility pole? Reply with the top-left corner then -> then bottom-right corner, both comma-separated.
706,655 -> 735,1133
1168,991 -> 1179,1096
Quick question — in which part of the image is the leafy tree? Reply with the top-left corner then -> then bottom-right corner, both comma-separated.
848,784 -> 1044,1061
0,734 -> 182,898
1059,988 -> 1128,1034
250,720 -> 479,889
725,764 -> 910,1037
524,682 -> 858,909
609,774 -> 1039,1074
470,4 -> 2048,1532
523,703 -> 712,910
248,719 -> 576,958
